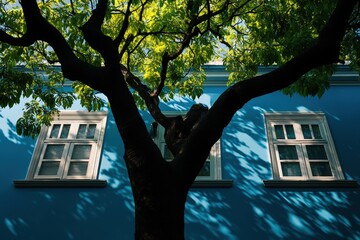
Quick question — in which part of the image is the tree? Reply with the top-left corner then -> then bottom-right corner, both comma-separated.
0,0 -> 359,239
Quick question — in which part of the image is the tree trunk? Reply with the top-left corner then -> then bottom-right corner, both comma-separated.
125,154 -> 188,240
108,88 -> 190,239
133,189 -> 187,240
122,150 -> 188,240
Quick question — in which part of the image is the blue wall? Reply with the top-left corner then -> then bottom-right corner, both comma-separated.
1,84 -> 359,240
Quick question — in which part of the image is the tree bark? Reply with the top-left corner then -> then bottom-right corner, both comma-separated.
104,74 -> 189,239
132,174 -> 187,240
118,115 -> 189,240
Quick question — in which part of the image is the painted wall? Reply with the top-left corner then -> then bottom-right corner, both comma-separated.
0,83 -> 359,240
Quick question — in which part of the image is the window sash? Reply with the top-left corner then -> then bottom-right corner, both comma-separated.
34,143 -> 69,179
46,122 -> 101,141
34,142 -> 97,179
275,143 -> 335,180
63,142 -> 97,179
271,121 -> 326,141
27,111 -> 107,180
265,112 -> 344,181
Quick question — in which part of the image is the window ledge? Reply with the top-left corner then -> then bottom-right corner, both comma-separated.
13,179 -> 107,188
191,180 -> 233,188
263,179 -> 358,188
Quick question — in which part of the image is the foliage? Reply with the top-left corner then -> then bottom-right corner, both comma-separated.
0,68 -> 77,137
72,81 -> 106,111
0,0 -> 359,137
0,69 -> 33,108
223,0 -> 359,95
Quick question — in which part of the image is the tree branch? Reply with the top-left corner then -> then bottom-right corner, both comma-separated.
192,0 -> 230,26
119,64 -> 170,127
179,0 -> 358,187
151,0 -> 249,98
35,42 -> 59,64
152,27 -> 201,97
119,34 -> 134,60
114,0 -> 133,46
213,0 -> 358,138
80,0 -> 119,64
0,31 -> 36,46
227,0 -> 254,20
120,0 -> 245,103
1,0 -> 109,92
69,0 -> 75,15
138,0 -> 149,21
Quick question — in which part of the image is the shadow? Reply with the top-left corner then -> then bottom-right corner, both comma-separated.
1,86 -> 360,240
0,117 -> 34,183
0,110 -> 135,240
183,90 -> 360,240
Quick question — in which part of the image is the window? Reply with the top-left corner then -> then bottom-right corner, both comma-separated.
14,111 -> 107,187
264,112 -> 357,187
153,123 -> 222,181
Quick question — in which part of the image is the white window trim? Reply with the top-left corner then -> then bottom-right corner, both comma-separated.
152,111 -> 228,184
25,111 -> 107,181
264,112 -> 357,187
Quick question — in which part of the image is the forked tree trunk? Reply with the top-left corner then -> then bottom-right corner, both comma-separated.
106,80 -> 190,239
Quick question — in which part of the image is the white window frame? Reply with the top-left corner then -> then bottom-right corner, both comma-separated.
152,112 -> 222,181
26,111 -> 107,180
264,112 -> 345,182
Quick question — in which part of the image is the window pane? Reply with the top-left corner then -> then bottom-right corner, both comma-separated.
44,144 -> 65,159
68,162 -> 88,176
306,145 -> 327,159
71,145 -> 92,159
86,124 -> 97,139
198,161 -> 211,176
310,162 -> 332,176
285,125 -> 296,139
38,161 -> 60,175
281,162 -> 302,176
76,124 -> 87,139
301,125 -> 312,139
312,125 -> 322,139
164,145 -> 174,161
60,124 -> 70,139
50,124 -> 60,138
278,146 -> 298,159
274,125 -> 285,139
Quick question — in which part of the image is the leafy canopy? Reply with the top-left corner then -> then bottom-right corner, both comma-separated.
0,0 -> 359,137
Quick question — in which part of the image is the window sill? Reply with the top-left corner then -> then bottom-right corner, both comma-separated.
14,179 -> 232,188
191,180 -> 233,188
263,179 -> 358,188
13,179 -> 107,188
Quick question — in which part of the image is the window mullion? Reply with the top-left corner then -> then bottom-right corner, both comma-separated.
61,142 -> 72,179
299,143 -> 311,179
59,142 -> 71,179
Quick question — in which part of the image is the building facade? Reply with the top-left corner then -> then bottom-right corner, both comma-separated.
0,65 -> 359,240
